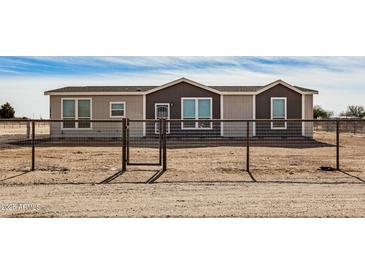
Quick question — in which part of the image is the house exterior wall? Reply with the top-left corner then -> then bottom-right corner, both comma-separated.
49,95 -> 143,137
47,81 -> 316,139
222,95 -> 254,137
255,84 -> 302,136
146,82 -> 221,136
303,94 -> 313,137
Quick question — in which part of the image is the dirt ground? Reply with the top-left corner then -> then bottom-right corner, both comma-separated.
0,131 -> 364,217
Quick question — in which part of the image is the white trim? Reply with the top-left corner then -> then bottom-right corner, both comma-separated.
252,95 -> 256,136
301,94 -> 305,136
109,101 -> 126,118
181,97 -> 213,130
47,91 -> 145,96
217,91 -> 316,95
154,103 -> 170,134
142,94 -> 146,137
256,80 -> 315,95
220,94 -> 224,136
46,90 -> 317,96
220,91 -> 257,95
145,77 -> 221,95
61,98 -> 93,130
270,97 -> 287,130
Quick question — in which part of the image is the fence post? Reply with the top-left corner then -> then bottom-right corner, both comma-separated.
162,118 -> 167,171
354,120 -> 357,134
155,118 -> 162,166
126,118 -> 130,164
27,120 -> 31,139
122,118 -> 127,171
246,120 -> 250,172
155,118 -> 162,165
31,120 -> 35,171
336,119 -> 340,170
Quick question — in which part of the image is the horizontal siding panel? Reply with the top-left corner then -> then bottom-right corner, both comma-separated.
50,95 -> 143,138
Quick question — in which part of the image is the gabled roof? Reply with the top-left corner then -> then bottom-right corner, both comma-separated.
212,82 -> 318,94
44,77 -> 319,95
143,77 -> 222,95
254,79 -> 318,95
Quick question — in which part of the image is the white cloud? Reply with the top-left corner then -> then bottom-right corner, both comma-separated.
0,58 -> 364,118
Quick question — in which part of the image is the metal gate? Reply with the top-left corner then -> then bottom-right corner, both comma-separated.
122,118 -> 167,171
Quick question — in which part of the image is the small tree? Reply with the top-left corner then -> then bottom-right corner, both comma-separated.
342,105 -> 365,118
0,102 -> 15,118
313,105 -> 333,119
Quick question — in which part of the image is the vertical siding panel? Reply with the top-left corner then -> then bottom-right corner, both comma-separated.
304,94 -> 313,137
49,96 -> 60,137
255,84 -> 302,136
223,95 -> 253,137
145,82 -> 221,136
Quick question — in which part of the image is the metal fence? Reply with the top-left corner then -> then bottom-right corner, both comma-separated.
0,118 -> 364,183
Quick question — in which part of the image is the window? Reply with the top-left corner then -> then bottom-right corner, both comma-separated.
62,98 -> 92,129
110,102 -> 126,118
62,99 -> 76,128
78,100 -> 91,128
182,99 -> 196,129
198,99 -> 212,128
271,97 -> 287,129
181,98 -> 212,129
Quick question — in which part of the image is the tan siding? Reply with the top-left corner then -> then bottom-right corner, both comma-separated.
49,95 -> 143,137
223,95 -> 253,137
304,94 -> 313,137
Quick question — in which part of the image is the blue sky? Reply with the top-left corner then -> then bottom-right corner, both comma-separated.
0,56 -> 364,118
2,56 -> 365,76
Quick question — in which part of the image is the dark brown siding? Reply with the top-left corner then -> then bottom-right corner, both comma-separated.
256,84 -> 302,136
146,82 -> 220,136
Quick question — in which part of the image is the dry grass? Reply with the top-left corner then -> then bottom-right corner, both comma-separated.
0,123 -> 49,143
0,131 -> 364,217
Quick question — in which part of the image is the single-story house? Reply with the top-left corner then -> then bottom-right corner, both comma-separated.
44,77 -> 318,138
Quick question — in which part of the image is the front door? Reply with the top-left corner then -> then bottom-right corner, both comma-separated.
155,103 -> 170,134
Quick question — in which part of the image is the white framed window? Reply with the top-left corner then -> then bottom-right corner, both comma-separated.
110,102 -> 126,118
181,97 -> 212,129
61,98 -> 92,129
271,97 -> 287,129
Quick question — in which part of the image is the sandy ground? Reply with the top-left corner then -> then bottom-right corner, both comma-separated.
0,131 -> 364,217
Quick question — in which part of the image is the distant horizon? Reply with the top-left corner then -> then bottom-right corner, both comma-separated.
0,56 -> 364,118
